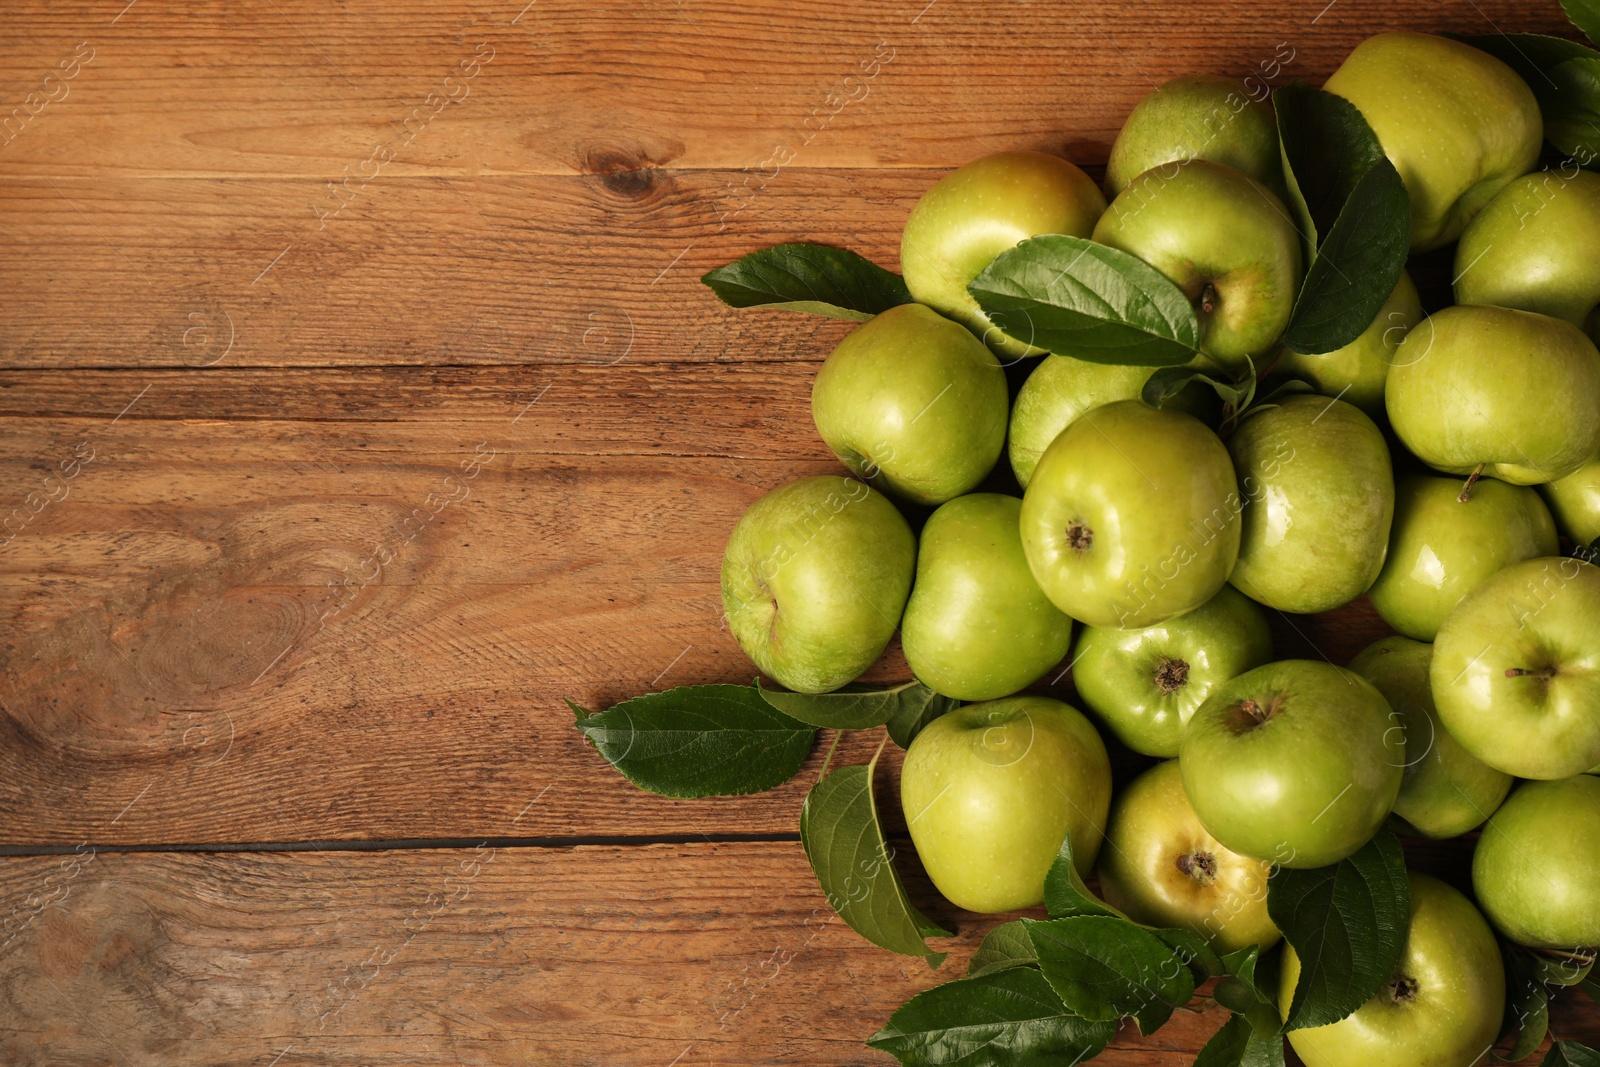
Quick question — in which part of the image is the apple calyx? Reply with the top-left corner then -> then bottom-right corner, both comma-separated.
1224,694 -> 1284,734
1175,849 -> 1218,887
1383,973 -> 1420,1005
1153,656 -> 1190,695
1065,520 -> 1094,553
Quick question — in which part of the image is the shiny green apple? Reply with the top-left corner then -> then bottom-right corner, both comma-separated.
1096,759 -> 1279,954
1020,400 -> 1240,629
1282,872 -> 1505,1067
1072,585 -> 1272,757
1228,395 -> 1394,614
1348,636 -> 1512,838
901,696 -> 1111,913
1540,453 -> 1600,545
1455,168 -> 1600,329
1180,660 -> 1403,868
900,151 -> 1106,358
1387,305 -> 1600,485
812,302 -> 1007,505
1431,556 -> 1600,779
1473,775 -> 1600,950
1369,474 -> 1558,641
901,493 -> 1074,701
1006,353 -> 1215,488
721,476 -> 914,694
1276,270 -> 1423,417
1324,31 -> 1542,251
1104,74 -> 1282,197
1093,159 -> 1301,372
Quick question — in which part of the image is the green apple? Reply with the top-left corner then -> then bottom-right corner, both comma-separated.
1092,159 -> 1301,372
900,151 -> 1106,358
1020,399 -> 1240,629
901,696 -> 1111,913
900,493 -> 1074,700
1180,659 -> 1403,869
1473,775 -> 1600,950
1275,270 -> 1423,417
1455,169 -> 1600,329
1228,395 -> 1394,614
1072,585 -> 1272,757
1387,305 -> 1600,485
812,302 -> 1008,505
1540,453 -> 1600,545
1096,760 -> 1279,953
1007,353 -> 1215,489
1431,556 -> 1600,779
1104,75 -> 1282,198
1323,31 -> 1542,251
1369,474 -> 1558,641
1348,636 -> 1512,838
1281,872 -> 1505,1067
720,476 -> 914,694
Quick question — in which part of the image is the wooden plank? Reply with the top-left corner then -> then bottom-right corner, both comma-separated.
0,1 -> 1571,178
0,172 -> 899,369
4,844 -> 1592,1065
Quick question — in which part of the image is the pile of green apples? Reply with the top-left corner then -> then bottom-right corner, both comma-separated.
718,29 -> 1600,1067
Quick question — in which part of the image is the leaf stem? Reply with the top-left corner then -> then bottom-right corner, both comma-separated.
818,729 -> 845,780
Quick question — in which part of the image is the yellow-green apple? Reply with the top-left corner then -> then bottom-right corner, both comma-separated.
901,696 -> 1111,913
1096,759 -> 1279,953
1276,271 -> 1423,417
812,302 -> 1007,505
721,476 -> 914,694
1072,585 -> 1272,757
1349,636 -> 1512,838
1020,400 -> 1240,629
1228,395 -> 1394,614
1104,75 -> 1282,197
1092,159 -> 1301,372
1323,31 -> 1542,251
1431,556 -> 1600,779
1387,305 -> 1600,485
1473,775 -> 1600,950
1369,474 -> 1558,641
901,493 -> 1074,700
1540,454 -> 1600,545
1180,660 -> 1403,869
1281,872 -> 1505,1067
1006,353 -> 1215,488
900,151 -> 1106,358
1455,169 -> 1600,330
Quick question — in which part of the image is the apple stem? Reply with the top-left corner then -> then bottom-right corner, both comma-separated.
1505,666 -> 1558,680
1254,345 -> 1287,382
1457,464 -> 1485,503
1199,282 -> 1218,316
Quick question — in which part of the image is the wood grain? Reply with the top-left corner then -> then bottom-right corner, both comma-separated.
4,844 -> 1594,1066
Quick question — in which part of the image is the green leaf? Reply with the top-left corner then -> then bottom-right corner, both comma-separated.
1563,0 -> 1600,48
1584,971 -> 1600,1002
1140,364 -> 1255,414
701,242 -> 913,320
1215,944 -> 1283,1038
757,678 -> 954,735
1043,832 -> 1124,920
967,920 -> 1039,978
1024,915 -> 1197,1034
1547,1041 -> 1600,1067
1267,827 -> 1410,1031
1282,158 -> 1410,354
1506,945 -> 1554,1062
1465,35 -> 1600,162
568,686 -> 815,797
1152,927 -> 1226,984
1274,83 -> 1388,254
867,967 -> 1117,1067
1193,1014 -> 1287,1067
968,234 -> 1201,366
800,754 -> 949,965
885,683 -> 958,749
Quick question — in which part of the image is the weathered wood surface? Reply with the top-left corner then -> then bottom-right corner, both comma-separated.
3,0 -> 1596,1063
3,845 -> 1595,1066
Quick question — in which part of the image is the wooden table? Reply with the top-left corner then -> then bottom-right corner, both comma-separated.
2,1 -> 1596,1063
